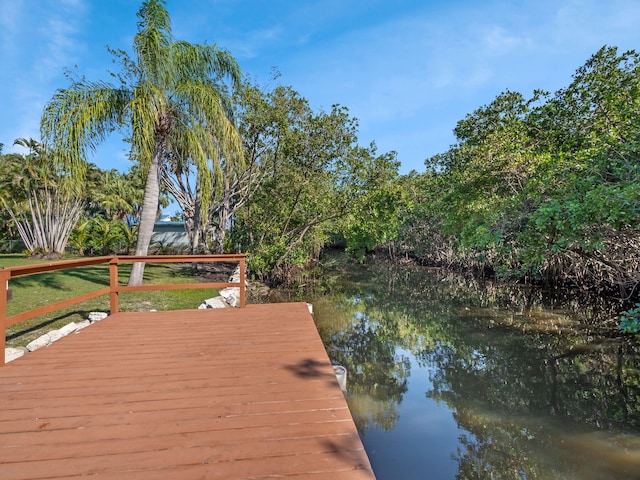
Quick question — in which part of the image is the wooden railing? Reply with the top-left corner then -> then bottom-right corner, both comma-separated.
0,254 -> 246,365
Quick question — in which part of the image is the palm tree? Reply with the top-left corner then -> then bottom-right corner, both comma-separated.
94,170 -> 141,222
41,0 -> 243,285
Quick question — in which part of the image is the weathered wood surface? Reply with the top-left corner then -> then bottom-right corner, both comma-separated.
0,302 -> 375,479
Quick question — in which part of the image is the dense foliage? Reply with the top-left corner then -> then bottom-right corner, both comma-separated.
229,80 -> 401,281
398,46 -> 640,300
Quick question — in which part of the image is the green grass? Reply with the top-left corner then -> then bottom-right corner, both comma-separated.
1,255 -> 217,348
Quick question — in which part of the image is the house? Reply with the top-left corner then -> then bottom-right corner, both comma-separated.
152,217 -> 189,248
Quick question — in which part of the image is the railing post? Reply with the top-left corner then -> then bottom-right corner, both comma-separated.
239,256 -> 246,308
109,258 -> 119,315
0,269 -> 10,366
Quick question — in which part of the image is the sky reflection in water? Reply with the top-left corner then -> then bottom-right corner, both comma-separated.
360,350 -> 462,479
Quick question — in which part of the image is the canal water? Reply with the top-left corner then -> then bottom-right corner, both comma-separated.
271,260 -> 640,479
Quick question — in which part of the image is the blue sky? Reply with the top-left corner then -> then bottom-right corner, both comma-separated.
1,0 -> 639,175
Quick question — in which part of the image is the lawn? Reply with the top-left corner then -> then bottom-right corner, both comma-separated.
1,255 -> 220,348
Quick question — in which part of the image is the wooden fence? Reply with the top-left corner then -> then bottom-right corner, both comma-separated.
0,255 -> 246,366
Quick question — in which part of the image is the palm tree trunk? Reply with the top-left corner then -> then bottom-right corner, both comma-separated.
191,198 -> 202,255
128,149 -> 162,286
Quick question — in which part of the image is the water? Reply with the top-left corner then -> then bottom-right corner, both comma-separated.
275,260 -> 640,479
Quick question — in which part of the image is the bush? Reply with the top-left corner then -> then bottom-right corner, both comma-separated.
618,303 -> 640,336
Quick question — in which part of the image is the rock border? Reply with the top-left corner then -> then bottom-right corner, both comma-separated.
4,311 -> 108,364
198,265 -> 246,309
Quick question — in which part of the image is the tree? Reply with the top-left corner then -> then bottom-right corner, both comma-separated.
161,143 -> 249,254
41,0 -> 243,285
224,81 -> 403,280
231,86 -> 361,280
401,46 -> 640,295
339,144 -> 402,261
0,138 -> 83,257
93,169 -> 141,223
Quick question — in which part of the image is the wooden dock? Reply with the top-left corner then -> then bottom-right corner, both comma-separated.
0,302 -> 375,479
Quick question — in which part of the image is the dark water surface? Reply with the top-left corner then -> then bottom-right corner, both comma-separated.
273,261 -> 640,479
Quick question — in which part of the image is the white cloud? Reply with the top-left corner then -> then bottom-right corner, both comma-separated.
35,1 -> 88,81
481,26 -> 528,55
222,26 -> 285,60
0,0 -> 91,148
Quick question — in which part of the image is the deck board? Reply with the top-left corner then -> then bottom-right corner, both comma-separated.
0,302 -> 375,479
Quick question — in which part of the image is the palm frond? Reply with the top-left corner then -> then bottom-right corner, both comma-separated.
41,81 -> 131,179
171,41 -> 241,87
135,0 -> 173,86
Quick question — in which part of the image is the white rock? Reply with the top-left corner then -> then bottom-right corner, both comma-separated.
31,324 -> 76,348
88,312 -> 108,323
47,330 -> 64,343
57,322 -> 78,337
219,287 -> 240,307
228,265 -> 248,285
5,347 -> 26,363
199,296 -> 229,309
74,320 -> 91,331
26,334 -> 52,352
229,266 -> 240,281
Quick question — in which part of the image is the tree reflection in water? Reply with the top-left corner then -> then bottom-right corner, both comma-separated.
313,295 -> 410,433
275,259 -> 640,479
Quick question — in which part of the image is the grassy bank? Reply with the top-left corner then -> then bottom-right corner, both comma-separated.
1,255 -> 216,348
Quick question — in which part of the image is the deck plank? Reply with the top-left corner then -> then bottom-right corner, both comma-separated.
0,302 -> 375,479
